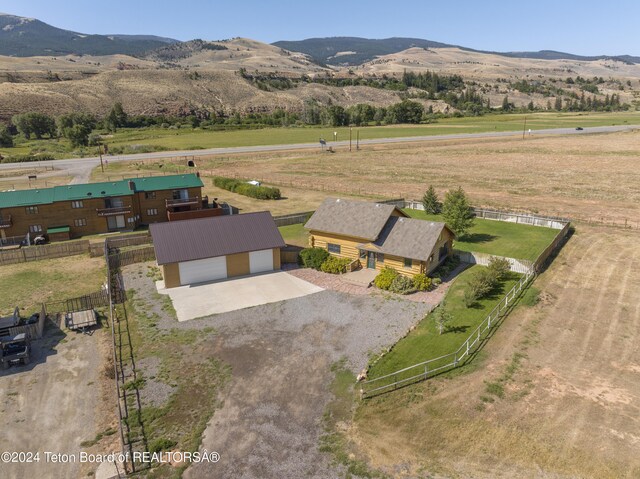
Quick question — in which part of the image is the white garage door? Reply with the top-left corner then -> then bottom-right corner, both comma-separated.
249,249 -> 274,274
179,256 -> 227,285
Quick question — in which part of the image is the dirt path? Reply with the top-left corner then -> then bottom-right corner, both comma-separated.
354,224 -> 640,478
0,327 -> 101,479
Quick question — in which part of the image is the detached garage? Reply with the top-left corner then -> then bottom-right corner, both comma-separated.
150,211 -> 286,288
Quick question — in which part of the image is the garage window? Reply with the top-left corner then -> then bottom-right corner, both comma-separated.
328,243 -> 341,254
404,257 -> 412,268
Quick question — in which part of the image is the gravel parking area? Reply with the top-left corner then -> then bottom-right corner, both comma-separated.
183,290 -> 431,479
125,263 -> 432,478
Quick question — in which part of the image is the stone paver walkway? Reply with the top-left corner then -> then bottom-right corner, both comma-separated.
284,264 -> 466,307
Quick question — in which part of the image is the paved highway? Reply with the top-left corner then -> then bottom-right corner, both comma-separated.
0,124 -> 637,184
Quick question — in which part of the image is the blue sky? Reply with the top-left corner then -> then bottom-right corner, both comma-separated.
2,0 -> 639,56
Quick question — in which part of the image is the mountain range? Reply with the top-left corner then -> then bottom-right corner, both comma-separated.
1,12 -> 638,65
0,13 -> 177,57
273,37 -> 640,66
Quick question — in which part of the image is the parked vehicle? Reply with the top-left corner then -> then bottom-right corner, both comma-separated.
575,126 -> 584,131
0,333 -> 31,369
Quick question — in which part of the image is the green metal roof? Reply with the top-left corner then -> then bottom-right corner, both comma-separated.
47,226 -> 70,234
0,174 -> 204,209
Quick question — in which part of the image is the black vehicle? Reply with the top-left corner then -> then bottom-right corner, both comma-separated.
575,127 -> 584,131
1,333 -> 31,369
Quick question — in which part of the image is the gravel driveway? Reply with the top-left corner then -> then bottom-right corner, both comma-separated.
182,289 -> 432,479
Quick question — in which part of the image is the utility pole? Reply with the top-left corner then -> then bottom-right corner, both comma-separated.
522,116 -> 527,140
349,127 -> 352,152
98,145 -> 105,173
356,130 -> 360,150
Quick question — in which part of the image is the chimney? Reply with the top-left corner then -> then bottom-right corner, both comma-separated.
128,180 -> 135,191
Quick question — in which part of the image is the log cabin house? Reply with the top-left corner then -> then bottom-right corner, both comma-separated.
305,198 -> 455,277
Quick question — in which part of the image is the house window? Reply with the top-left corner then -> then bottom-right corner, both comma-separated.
26,206 -> 38,214
71,201 -> 83,209
328,243 -> 341,254
404,258 -> 412,268
377,253 -> 384,263
145,191 -> 156,199
147,208 -> 158,216
359,250 -> 367,259
29,224 -> 42,233
429,254 -> 434,263
74,218 -> 87,227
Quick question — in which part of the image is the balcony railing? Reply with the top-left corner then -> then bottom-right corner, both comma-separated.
96,206 -> 132,217
0,215 -> 11,228
165,196 -> 207,208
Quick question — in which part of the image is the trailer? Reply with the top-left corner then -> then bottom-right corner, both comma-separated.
65,309 -> 98,332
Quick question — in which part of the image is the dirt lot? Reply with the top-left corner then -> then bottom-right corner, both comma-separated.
0,323 -> 117,479
353,224 -> 640,478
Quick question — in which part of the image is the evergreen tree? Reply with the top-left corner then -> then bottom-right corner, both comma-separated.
422,185 -> 441,214
554,96 -> 563,111
0,125 -> 13,147
442,186 -> 474,239
105,102 -> 128,132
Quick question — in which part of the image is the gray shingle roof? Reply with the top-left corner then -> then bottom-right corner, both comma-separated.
150,211 -> 285,265
304,198 -> 405,241
368,216 -> 450,262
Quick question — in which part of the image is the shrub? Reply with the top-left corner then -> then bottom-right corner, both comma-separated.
432,255 -> 460,278
149,438 -> 177,454
432,277 -> 442,286
465,266 -> 504,307
374,267 -> 399,290
412,273 -> 432,291
0,153 -> 56,163
488,256 -> 511,281
389,275 -> 417,294
213,176 -> 281,200
320,256 -> 351,274
299,247 -> 329,270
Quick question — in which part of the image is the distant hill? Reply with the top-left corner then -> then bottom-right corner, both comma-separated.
273,37 -> 640,65
0,13 -> 178,57
273,37 -> 454,65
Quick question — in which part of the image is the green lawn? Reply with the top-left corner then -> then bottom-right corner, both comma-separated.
3,111 -> 639,159
403,209 -> 557,261
368,266 -> 521,380
278,223 -> 309,247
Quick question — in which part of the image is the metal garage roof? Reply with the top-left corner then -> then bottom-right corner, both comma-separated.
150,211 -> 286,265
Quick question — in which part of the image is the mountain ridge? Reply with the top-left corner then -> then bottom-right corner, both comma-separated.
273,36 -> 640,66
0,12 -> 178,57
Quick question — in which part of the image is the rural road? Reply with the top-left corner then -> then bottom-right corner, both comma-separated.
1,124 -> 637,184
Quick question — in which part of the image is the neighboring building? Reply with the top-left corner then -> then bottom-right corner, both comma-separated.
150,211 -> 286,288
305,198 -> 455,277
0,174 -> 221,241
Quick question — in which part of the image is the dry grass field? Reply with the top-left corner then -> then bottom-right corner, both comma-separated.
353,224 -> 640,478
91,129 -> 640,223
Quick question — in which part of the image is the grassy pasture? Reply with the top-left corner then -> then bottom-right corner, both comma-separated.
2,111 -> 639,159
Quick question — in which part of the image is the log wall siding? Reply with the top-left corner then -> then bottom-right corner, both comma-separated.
309,230 -> 453,278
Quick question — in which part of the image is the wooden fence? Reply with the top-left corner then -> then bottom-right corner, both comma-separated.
533,221 -> 572,273
273,211 -> 314,227
6,304 -> 46,340
281,246 -> 302,264
0,240 -> 90,266
107,245 -> 156,269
